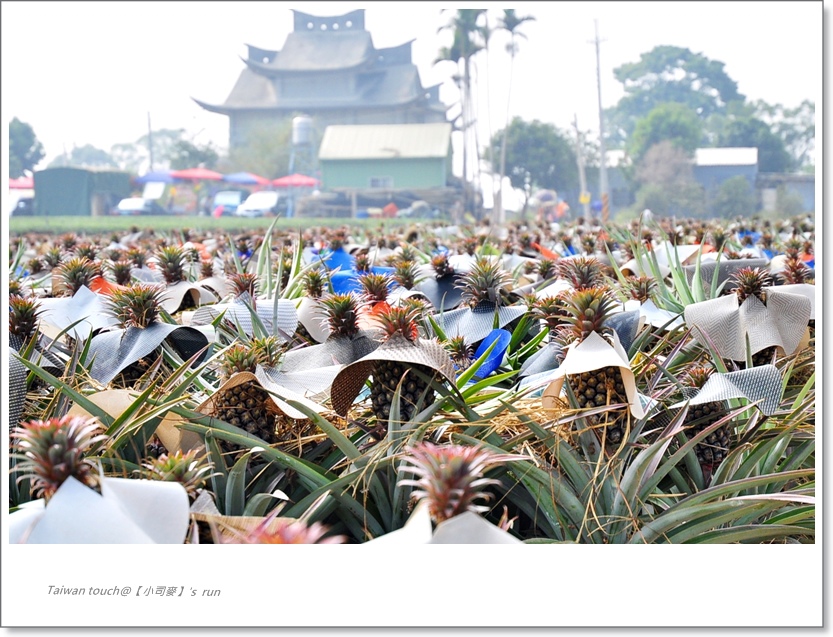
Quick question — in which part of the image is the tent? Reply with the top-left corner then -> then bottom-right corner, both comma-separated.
170,168 -> 223,181
224,171 -> 270,186
9,176 -> 34,189
134,170 -> 176,184
272,173 -> 319,188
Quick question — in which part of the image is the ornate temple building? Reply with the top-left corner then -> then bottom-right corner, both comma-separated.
193,9 -> 449,150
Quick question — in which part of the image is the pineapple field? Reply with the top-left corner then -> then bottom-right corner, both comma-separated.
6,213 -> 816,545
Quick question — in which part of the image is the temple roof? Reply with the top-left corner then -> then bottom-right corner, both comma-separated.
244,30 -> 374,74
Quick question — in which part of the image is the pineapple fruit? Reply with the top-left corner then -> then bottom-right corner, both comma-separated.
562,287 -> 630,445
729,266 -> 777,366
681,366 -> 732,477
369,306 -> 436,424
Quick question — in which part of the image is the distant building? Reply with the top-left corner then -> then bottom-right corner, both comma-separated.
33,167 -> 131,216
194,9 -> 448,151
693,147 -> 759,194
318,122 -> 452,190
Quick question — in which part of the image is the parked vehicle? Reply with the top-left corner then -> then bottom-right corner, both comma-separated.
113,197 -> 167,216
211,190 -> 247,216
10,196 -> 34,216
235,191 -> 280,217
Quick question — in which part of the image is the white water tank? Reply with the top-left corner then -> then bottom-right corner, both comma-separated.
292,115 -> 313,146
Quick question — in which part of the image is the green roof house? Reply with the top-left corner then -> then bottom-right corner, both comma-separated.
318,122 -> 453,190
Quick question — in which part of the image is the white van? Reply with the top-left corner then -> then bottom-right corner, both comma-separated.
235,191 -> 280,217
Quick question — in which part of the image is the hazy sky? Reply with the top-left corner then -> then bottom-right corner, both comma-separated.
1,1 -> 823,174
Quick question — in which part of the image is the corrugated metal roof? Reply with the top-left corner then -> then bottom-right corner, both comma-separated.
695,147 -> 758,166
319,123 -> 452,159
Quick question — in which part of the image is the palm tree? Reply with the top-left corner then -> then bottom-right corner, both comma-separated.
435,9 -> 486,217
494,9 -> 536,224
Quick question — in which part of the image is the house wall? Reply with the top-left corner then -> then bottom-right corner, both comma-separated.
321,157 -> 447,189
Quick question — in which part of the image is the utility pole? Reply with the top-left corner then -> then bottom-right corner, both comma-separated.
591,20 -> 609,222
573,115 -> 590,219
147,112 -> 154,172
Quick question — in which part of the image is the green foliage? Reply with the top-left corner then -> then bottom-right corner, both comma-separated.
711,175 -> 756,218
490,117 -> 578,192
718,116 -> 794,173
628,103 -> 703,164
9,118 -> 45,177
169,140 -> 220,170
607,45 -> 744,144
632,140 -> 705,217
47,144 -> 118,169
223,121 -> 292,179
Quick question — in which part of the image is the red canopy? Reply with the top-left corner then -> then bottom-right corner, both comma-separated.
272,173 -> 319,188
9,176 -> 34,189
170,167 -> 224,181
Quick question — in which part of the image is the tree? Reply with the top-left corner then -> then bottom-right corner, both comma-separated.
435,9 -> 487,212
47,144 -> 117,169
749,99 -> 814,171
169,140 -> 219,170
490,117 -> 578,193
628,103 -> 703,164
493,8 -> 535,223
633,140 -> 705,218
606,46 -> 744,145
111,128 -> 188,173
718,116 -> 793,173
9,117 -> 45,177
711,175 -> 756,218
219,121 -> 292,179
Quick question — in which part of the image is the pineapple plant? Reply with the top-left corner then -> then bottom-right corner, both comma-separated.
126,247 -> 148,269
11,414 -> 106,502
55,256 -> 96,296
319,292 -> 365,340
358,272 -> 392,306
558,255 -> 607,291
212,344 -> 280,455
354,252 -> 372,273
680,366 -> 732,479
458,256 -> 512,308
369,306 -> 437,424
626,275 -> 657,304
445,334 -> 474,370
155,245 -> 188,285
138,449 -> 215,502
561,287 -> 630,446
537,258 -> 559,281
393,260 -> 423,291
431,253 -> 455,280
109,259 -> 134,286
199,259 -> 215,279
729,266 -> 777,366
9,295 -> 43,346
227,271 -> 258,299
42,246 -> 63,270
106,284 -> 169,386
398,442 -> 520,525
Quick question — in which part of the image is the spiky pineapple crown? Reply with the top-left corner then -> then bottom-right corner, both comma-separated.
221,509 -> 345,544
730,266 -> 773,305
139,449 -> 215,501
107,284 -> 163,328
778,257 -> 812,285
9,295 -> 43,341
461,236 -> 480,256
27,257 -> 45,275
56,256 -> 97,296
199,259 -> 215,279
445,335 -> 474,369
431,253 -> 455,279
126,248 -> 148,268
537,258 -> 559,280
109,259 -> 134,286
398,442 -> 522,524
11,415 -> 106,502
626,275 -> 657,304
251,335 -> 285,368
74,242 -> 98,261
457,257 -> 512,308
684,365 -> 714,390
354,252 -> 372,273
582,234 -> 598,255
301,269 -> 327,298
319,292 -> 365,339
358,272 -> 392,303
374,305 -> 421,343
558,256 -> 607,291
562,287 -> 617,344
43,247 -> 64,269
155,245 -> 187,284
393,260 -> 423,290
228,271 -> 258,298
533,295 -> 569,334
221,343 -> 259,377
